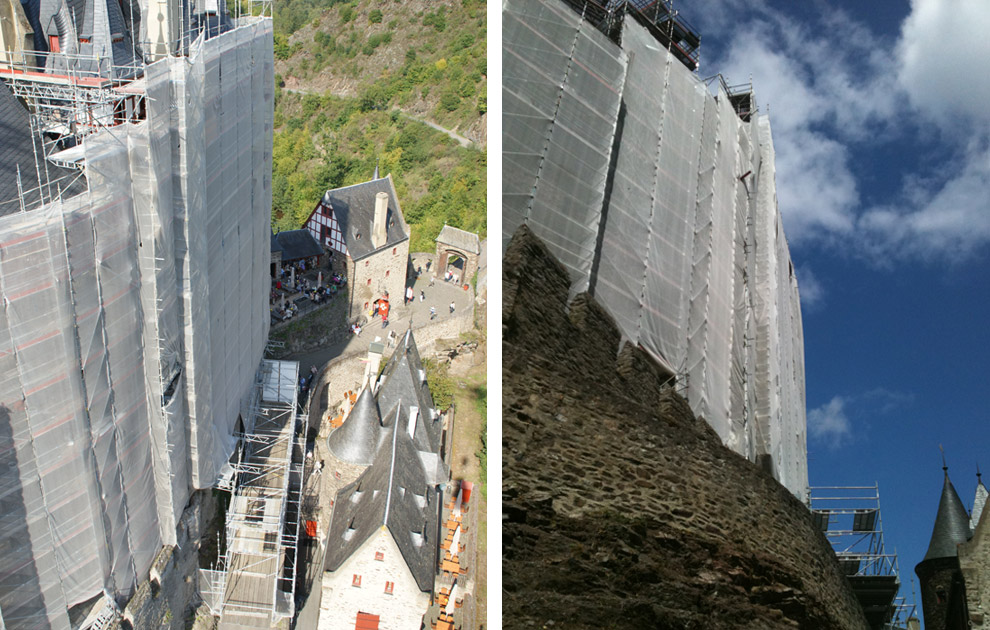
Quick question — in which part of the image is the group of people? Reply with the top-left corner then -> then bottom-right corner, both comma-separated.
272,301 -> 299,322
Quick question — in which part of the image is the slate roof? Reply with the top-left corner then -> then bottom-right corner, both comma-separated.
316,174 -> 409,261
40,0 -> 142,78
273,229 -> 323,262
922,471 -> 972,560
327,388 -> 384,466
375,330 -> 442,454
324,330 -> 445,592
436,224 -> 481,255
0,83 -> 87,217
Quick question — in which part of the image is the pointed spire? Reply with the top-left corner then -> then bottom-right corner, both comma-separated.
922,463 -> 972,560
373,158 -> 380,180
972,464 -> 988,532
327,387 -> 382,466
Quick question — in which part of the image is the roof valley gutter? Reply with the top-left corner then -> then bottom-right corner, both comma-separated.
382,401 -> 402,527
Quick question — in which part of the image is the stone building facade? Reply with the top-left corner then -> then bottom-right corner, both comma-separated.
304,175 -> 411,323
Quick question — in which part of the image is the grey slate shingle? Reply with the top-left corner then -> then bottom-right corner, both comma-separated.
0,83 -> 86,217
319,174 -> 409,261
324,330 -> 446,592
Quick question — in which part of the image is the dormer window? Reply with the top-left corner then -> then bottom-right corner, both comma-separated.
375,551 -> 384,561
352,574 -> 362,587
410,531 -> 423,547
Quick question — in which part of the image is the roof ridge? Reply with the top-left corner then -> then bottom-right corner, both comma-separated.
381,402 -> 402,527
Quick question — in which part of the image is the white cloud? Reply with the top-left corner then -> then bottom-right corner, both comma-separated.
696,1 -> 990,262
795,265 -> 824,310
858,141 -> 990,261
808,396 -> 851,447
898,0 -> 990,129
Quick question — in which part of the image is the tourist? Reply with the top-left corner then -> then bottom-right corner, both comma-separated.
430,306 -> 437,320
420,290 -> 425,302
406,286 -> 414,304
449,301 -> 455,314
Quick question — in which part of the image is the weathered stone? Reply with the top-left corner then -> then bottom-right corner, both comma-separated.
503,225 -> 869,630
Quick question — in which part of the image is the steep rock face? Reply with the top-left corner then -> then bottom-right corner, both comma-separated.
502,225 -> 869,630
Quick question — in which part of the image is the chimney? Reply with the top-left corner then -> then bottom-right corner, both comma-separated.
373,192 -> 389,248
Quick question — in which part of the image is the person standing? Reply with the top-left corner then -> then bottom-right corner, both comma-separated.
449,301 -> 455,314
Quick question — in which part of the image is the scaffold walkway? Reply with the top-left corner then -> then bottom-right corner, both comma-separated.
200,360 -> 309,628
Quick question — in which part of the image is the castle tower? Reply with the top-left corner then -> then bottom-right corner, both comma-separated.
915,467 -> 972,630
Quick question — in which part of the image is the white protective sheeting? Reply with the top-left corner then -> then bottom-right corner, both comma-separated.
502,2 -> 809,499
0,18 -> 273,630
502,0 -> 628,294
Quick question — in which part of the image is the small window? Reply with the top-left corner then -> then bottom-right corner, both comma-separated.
365,260 -> 370,267
385,270 -> 390,277
356,232 -> 362,240
352,574 -> 362,587
392,247 -> 397,255
367,278 -> 371,286
375,551 -> 384,561
49,35 -> 61,52
384,581 -> 394,595
364,302 -> 369,309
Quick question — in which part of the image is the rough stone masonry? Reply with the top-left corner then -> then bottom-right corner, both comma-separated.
502,224 -> 869,630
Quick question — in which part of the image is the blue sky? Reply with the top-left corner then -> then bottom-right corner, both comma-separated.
688,0 -> 990,620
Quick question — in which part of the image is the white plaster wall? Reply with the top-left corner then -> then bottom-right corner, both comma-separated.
318,529 -> 430,630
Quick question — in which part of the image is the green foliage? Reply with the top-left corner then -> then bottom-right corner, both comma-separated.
271,0 -> 487,246
438,90 -> 459,112
362,32 -> 391,55
423,359 -> 455,411
422,7 -> 446,32
274,32 -> 290,60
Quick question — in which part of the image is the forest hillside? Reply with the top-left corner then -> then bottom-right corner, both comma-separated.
272,0 -> 486,252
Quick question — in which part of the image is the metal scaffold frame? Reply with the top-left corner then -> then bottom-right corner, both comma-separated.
810,485 -> 917,627
201,361 -> 309,625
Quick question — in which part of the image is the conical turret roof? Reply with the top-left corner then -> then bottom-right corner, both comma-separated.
923,470 -> 972,560
327,387 -> 382,466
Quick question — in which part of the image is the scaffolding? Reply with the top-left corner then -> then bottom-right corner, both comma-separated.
201,361 -> 309,627
0,48 -> 146,172
557,0 -> 700,70
0,16 -> 273,629
810,485 -> 916,629
503,0 -> 808,498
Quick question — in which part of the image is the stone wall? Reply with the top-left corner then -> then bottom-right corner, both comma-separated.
113,490 -> 220,630
503,225 -> 869,630
348,240 -> 411,322
959,512 -> 990,627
